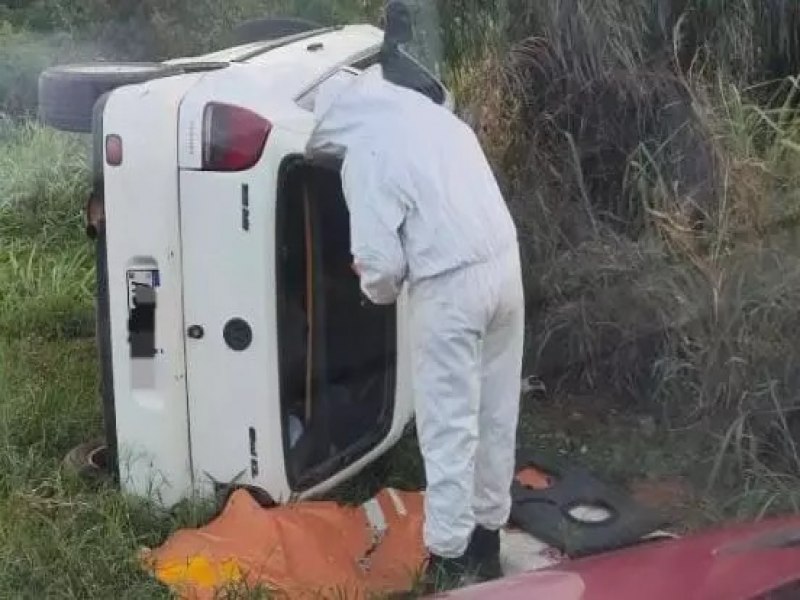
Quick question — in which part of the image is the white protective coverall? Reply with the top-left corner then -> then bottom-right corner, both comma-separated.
306,66 -> 525,558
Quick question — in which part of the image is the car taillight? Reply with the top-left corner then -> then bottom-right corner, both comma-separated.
202,103 -> 271,171
105,134 -> 122,166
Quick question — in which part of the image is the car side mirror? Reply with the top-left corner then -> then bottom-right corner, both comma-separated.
384,1 -> 413,46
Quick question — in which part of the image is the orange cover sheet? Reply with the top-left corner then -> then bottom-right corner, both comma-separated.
142,488 -> 426,599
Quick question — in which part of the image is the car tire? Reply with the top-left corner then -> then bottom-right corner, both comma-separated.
62,439 -> 110,483
228,17 -> 321,46
38,63 -> 180,134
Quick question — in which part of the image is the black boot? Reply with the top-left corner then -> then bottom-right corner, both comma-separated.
422,553 -> 472,593
465,525 -> 503,581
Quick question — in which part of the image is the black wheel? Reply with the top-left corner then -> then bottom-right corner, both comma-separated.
228,17 -> 322,46
38,63 -> 180,133
62,440 -> 110,482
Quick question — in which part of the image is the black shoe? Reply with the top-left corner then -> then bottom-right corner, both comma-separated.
465,526 -> 503,581
422,553 -> 473,593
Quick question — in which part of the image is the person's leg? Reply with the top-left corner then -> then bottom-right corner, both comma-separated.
472,252 -> 525,539
410,281 -> 483,562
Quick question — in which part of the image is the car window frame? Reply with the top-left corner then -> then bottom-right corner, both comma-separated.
295,45 -> 449,113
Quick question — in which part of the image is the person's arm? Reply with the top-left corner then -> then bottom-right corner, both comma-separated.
341,147 -> 408,305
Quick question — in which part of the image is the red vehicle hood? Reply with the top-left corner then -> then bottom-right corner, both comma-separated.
438,516 -> 800,600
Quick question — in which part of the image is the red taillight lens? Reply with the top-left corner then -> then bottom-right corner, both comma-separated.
202,103 -> 271,171
105,134 -> 122,166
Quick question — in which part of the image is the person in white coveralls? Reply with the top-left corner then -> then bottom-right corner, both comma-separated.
305,1 -> 525,585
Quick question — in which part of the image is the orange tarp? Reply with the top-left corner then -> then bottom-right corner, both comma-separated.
141,488 -> 427,599
142,468 -> 554,598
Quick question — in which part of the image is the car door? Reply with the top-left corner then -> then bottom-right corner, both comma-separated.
287,53 -> 453,491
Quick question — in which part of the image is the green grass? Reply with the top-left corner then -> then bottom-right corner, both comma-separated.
0,241 -> 95,340
0,120 -> 168,598
0,121 -> 90,242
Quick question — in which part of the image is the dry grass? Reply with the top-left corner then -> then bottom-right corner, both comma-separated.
449,1 -> 800,488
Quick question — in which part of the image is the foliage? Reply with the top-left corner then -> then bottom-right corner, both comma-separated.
0,120 -> 90,243
457,1 -> 800,480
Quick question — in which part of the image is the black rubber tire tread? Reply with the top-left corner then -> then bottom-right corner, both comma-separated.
229,17 -> 322,46
38,63 -> 179,133
62,439 -> 110,482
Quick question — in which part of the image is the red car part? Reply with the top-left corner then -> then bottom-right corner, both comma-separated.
437,515 -> 800,600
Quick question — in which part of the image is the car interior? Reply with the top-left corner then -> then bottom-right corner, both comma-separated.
276,158 -> 397,491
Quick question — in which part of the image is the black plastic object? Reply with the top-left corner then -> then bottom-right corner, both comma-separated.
228,17 -> 322,46
187,325 -> 205,340
379,1 -> 445,106
38,63 -> 180,133
510,452 -> 669,558
384,1 -> 413,45
379,50 -> 445,105
223,318 -> 253,351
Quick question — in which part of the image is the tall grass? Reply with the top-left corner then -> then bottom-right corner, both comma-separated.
0,241 -> 94,340
434,0 -> 800,80
0,121 -> 89,243
452,1 -> 800,484
0,122 -> 93,335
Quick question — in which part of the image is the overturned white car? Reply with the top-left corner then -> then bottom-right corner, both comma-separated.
39,15 -> 452,507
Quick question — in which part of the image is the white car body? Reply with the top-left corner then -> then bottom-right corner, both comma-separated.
98,24 -> 452,507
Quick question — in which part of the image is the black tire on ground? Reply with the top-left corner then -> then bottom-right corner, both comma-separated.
228,17 -> 322,46
62,439 -> 110,482
38,63 -> 180,134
